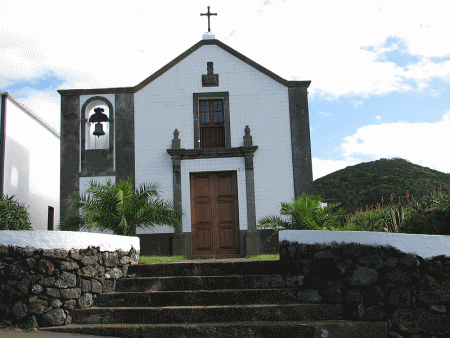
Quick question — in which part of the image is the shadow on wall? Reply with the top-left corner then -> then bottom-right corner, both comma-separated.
3,137 -> 29,203
3,137 -> 58,230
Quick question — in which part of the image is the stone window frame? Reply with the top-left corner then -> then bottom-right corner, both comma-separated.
193,92 -> 230,149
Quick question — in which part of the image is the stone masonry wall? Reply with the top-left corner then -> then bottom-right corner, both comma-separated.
280,240 -> 450,338
0,245 -> 139,327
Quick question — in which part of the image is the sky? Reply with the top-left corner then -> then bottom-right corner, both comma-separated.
1,0 -> 449,180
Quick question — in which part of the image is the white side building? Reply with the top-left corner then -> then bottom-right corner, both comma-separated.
0,92 -> 60,230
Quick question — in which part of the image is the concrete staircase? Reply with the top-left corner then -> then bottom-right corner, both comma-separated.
42,260 -> 387,337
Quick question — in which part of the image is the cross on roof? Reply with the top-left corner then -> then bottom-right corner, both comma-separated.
200,6 -> 217,33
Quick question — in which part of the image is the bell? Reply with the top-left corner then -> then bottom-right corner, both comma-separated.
93,122 -> 105,137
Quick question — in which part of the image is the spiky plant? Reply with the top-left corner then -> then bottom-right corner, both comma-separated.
59,177 -> 180,236
258,194 -> 347,232
0,195 -> 31,230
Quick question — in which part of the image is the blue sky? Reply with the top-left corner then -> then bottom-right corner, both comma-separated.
1,0 -> 449,179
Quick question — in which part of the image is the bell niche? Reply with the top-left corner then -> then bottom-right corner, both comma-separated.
85,100 -> 110,150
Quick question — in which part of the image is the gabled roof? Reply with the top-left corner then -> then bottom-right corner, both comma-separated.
58,39 -> 311,96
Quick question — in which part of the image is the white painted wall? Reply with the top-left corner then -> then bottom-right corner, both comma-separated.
134,44 -> 295,233
3,96 -> 60,230
0,230 -> 139,252
280,230 -> 450,259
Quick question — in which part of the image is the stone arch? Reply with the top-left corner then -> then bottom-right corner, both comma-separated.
81,96 -> 114,150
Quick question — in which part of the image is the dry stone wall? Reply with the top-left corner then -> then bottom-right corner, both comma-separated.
280,240 -> 450,338
0,245 -> 139,327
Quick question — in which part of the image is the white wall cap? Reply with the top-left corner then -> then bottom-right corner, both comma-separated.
202,32 -> 215,40
0,231 -> 140,252
280,230 -> 450,259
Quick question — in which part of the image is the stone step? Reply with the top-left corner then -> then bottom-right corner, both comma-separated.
41,321 -> 388,338
70,304 -> 344,325
128,260 -> 282,277
116,274 -> 288,292
95,288 -> 322,307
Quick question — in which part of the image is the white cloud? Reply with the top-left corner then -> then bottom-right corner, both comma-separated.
1,0 -> 450,100
312,158 -> 359,180
313,112 -> 450,179
340,112 -> 450,173
376,115 -> 382,121
353,101 -> 364,109
0,27 -> 49,86
255,1 -> 450,99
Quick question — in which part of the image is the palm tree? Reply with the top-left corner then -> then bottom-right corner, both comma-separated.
258,194 -> 347,232
59,177 -> 180,236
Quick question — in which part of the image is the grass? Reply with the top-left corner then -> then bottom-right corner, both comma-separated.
138,254 -> 279,264
139,255 -> 186,264
247,254 -> 279,260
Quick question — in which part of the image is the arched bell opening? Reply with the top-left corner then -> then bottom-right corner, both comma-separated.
79,96 -> 115,177
85,100 -> 110,150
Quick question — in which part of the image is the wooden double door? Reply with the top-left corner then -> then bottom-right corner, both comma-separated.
190,171 -> 240,257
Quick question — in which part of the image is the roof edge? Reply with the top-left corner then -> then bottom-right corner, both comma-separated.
57,87 -> 135,96
58,39 -> 311,95
1,92 -> 60,138
206,40 -> 311,88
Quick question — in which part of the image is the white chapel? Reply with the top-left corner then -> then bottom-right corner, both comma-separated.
58,16 -> 313,258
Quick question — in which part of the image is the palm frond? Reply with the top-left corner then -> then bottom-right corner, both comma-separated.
258,194 -> 346,232
64,176 -> 180,236
137,197 -> 181,229
258,215 -> 290,231
58,213 -> 88,231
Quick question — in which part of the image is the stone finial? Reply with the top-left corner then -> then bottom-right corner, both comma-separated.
243,125 -> 253,147
172,129 -> 181,149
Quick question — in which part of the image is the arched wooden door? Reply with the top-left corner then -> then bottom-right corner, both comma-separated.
190,171 -> 240,257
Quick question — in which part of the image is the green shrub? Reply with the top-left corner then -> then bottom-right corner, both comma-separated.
0,195 -> 31,230
400,191 -> 450,235
258,194 -> 347,232
58,213 -> 86,231
343,190 -> 450,235
344,205 -> 400,232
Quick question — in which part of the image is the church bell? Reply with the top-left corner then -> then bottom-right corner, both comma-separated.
93,122 -> 105,137
89,106 -> 108,137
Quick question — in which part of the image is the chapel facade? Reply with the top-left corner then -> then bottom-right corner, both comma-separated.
58,35 -> 312,258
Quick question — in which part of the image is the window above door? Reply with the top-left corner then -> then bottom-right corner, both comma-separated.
193,92 -> 230,149
199,99 -> 225,148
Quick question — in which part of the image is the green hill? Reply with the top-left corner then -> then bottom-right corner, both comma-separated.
313,158 -> 450,212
